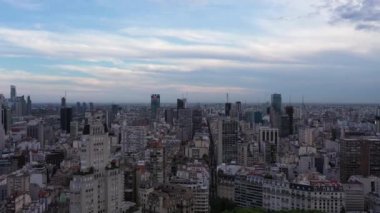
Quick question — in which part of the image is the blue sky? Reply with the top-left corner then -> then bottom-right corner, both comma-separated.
0,0 -> 379,103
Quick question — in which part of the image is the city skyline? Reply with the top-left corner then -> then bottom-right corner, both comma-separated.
0,0 -> 379,103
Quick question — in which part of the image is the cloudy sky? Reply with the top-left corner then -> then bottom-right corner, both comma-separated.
0,0 -> 379,103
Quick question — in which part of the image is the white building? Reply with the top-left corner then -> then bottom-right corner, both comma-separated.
70,119 -> 125,213
170,161 -> 210,213
263,178 -> 290,211
80,121 -> 110,171
290,173 -> 345,213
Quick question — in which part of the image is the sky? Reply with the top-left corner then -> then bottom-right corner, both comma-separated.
0,0 -> 379,103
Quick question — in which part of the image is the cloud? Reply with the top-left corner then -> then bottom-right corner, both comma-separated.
0,0 -> 42,10
324,0 -> 380,30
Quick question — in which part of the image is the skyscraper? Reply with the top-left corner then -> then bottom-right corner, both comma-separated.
271,94 -> 282,113
270,94 -> 282,128
340,137 -> 380,182
376,107 -> 380,134
236,101 -> 242,120
225,103 -> 232,117
151,94 -> 160,120
26,96 -> 32,115
177,98 -> 186,110
61,97 -> 66,107
285,106 -> 294,135
10,85 -> 16,101
60,107 -> 73,133
217,118 -> 239,164
0,96 -> 5,150
178,108 -> 193,142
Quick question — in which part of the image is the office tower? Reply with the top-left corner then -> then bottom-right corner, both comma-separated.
121,125 -> 146,153
75,102 -> 81,114
165,108 -> 174,126
271,94 -> 282,112
60,107 -> 73,133
192,107 -> 203,135
236,101 -> 242,120
217,118 -> 239,164
1,106 -> 11,134
177,98 -> 186,109
254,111 -> 263,124
258,127 -> 279,164
0,97 -> 4,150
26,95 -> 32,115
61,97 -> 66,107
340,137 -> 380,182
270,94 -> 282,128
376,107 -> 380,134
285,106 -> 294,135
0,110 -> 4,150
10,85 -> 16,101
280,115 -> 290,137
82,102 -> 87,113
89,102 -> 94,112
150,94 -> 160,120
225,103 -> 232,117
14,96 -> 26,117
177,108 -> 193,142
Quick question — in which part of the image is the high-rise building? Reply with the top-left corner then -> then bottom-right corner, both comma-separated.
236,101 -> 242,120
80,120 -> 110,171
1,97 -> 11,135
60,107 -> 73,133
14,96 -> 26,117
61,97 -> 66,107
258,127 -> 279,164
165,108 -> 174,126
225,103 -> 232,117
376,106 -> 380,134
89,102 -> 94,112
285,106 -> 294,135
270,94 -> 282,128
26,95 -> 32,115
150,94 -> 160,120
217,118 -> 239,164
192,107 -> 203,135
10,85 -> 16,101
177,98 -> 186,110
271,94 -> 282,113
340,137 -> 380,182
82,102 -> 87,113
76,102 -> 81,114
0,108 -> 4,150
177,108 -> 193,142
